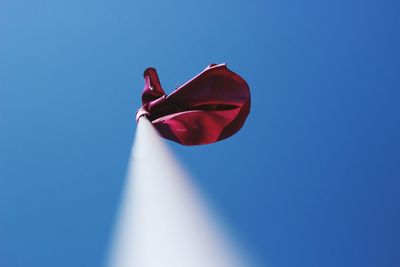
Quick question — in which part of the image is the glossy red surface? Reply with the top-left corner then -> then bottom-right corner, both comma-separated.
136,64 -> 251,145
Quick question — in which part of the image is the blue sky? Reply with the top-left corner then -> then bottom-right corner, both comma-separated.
1,0 -> 399,266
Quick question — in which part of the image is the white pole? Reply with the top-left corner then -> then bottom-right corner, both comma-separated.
106,117 -> 252,267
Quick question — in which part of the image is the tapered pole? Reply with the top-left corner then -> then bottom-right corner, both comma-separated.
106,117 -> 251,267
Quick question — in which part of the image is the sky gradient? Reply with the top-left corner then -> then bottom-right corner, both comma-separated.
1,0 -> 400,266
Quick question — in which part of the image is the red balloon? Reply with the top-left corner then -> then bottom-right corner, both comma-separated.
136,64 -> 251,146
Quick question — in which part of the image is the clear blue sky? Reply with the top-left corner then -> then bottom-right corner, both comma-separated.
1,0 -> 399,266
